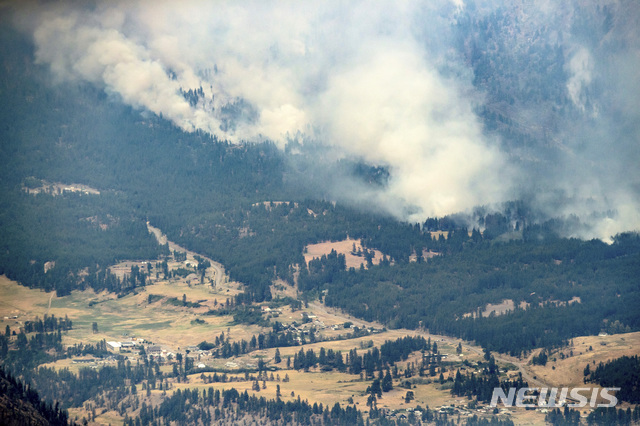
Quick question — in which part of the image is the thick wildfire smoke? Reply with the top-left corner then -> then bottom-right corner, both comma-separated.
12,0 -> 640,240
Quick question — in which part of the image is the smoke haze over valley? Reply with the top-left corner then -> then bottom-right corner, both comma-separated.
9,0 -> 640,240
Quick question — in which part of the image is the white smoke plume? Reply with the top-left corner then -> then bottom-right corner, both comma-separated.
17,0 -> 509,221
12,0 -> 640,239
566,47 -> 594,113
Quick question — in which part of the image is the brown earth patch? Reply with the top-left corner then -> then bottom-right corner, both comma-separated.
304,239 -> 385,269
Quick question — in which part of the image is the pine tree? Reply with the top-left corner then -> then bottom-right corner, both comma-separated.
382,370 -> 393,392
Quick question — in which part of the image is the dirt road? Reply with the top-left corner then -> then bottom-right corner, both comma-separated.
147,222 -> 228,289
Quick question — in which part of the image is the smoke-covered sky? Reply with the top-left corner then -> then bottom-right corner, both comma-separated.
12,0 -> 640,240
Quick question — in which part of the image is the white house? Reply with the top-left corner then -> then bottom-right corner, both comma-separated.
107,341 -> 121,351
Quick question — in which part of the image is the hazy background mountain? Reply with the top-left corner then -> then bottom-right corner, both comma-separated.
6,0 -> 638,241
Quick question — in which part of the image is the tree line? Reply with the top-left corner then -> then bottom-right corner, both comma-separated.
584,355 -> 640,404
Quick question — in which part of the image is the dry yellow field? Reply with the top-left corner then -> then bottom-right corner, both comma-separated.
528,332 -> 640,387
0,275 -> 52,318
304,239 -> 385,269
0,274 -> 262,350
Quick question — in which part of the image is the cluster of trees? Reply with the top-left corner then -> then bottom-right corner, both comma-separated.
585,406 -> 640,426
531,350 -> 549,366
164,295 -> 201,309
584,355 -> 640,403
299,249 -> 347,292
28,357 -> 167,410
198,329 -> 301,359
2,329 -> 63,374
16,331 -> 63,355
289,336 -> 429,376
452,368 -> 528,403
544,407 -> 582,425
292,347 -> 346,372
22,314 -> 72,334
65,340 -> 111,358
380,336 -> 430,363
199,372 -> 244,384
179,86 -> 206,108
545,405 -> 640,426
456,4 -> 569,109
84,266 -> 148,297
127,386 -> 363,426
466,416 -> 515,426
0,334 -> 6,360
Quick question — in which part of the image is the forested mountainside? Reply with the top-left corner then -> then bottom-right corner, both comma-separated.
0,367 -> 70,426
1,13 -> 639,356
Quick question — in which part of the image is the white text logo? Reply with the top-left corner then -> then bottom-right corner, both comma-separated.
489,387 -> 620,408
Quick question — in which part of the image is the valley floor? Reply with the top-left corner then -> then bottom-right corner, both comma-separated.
1,226 -> 638,425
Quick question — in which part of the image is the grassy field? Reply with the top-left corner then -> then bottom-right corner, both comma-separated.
0,274 -> 261,349
528,332 -> 640,388
304,239 -> 384,269
0,275 -> 53,331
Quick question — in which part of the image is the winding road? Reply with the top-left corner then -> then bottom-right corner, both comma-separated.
147,222 -> 227,289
